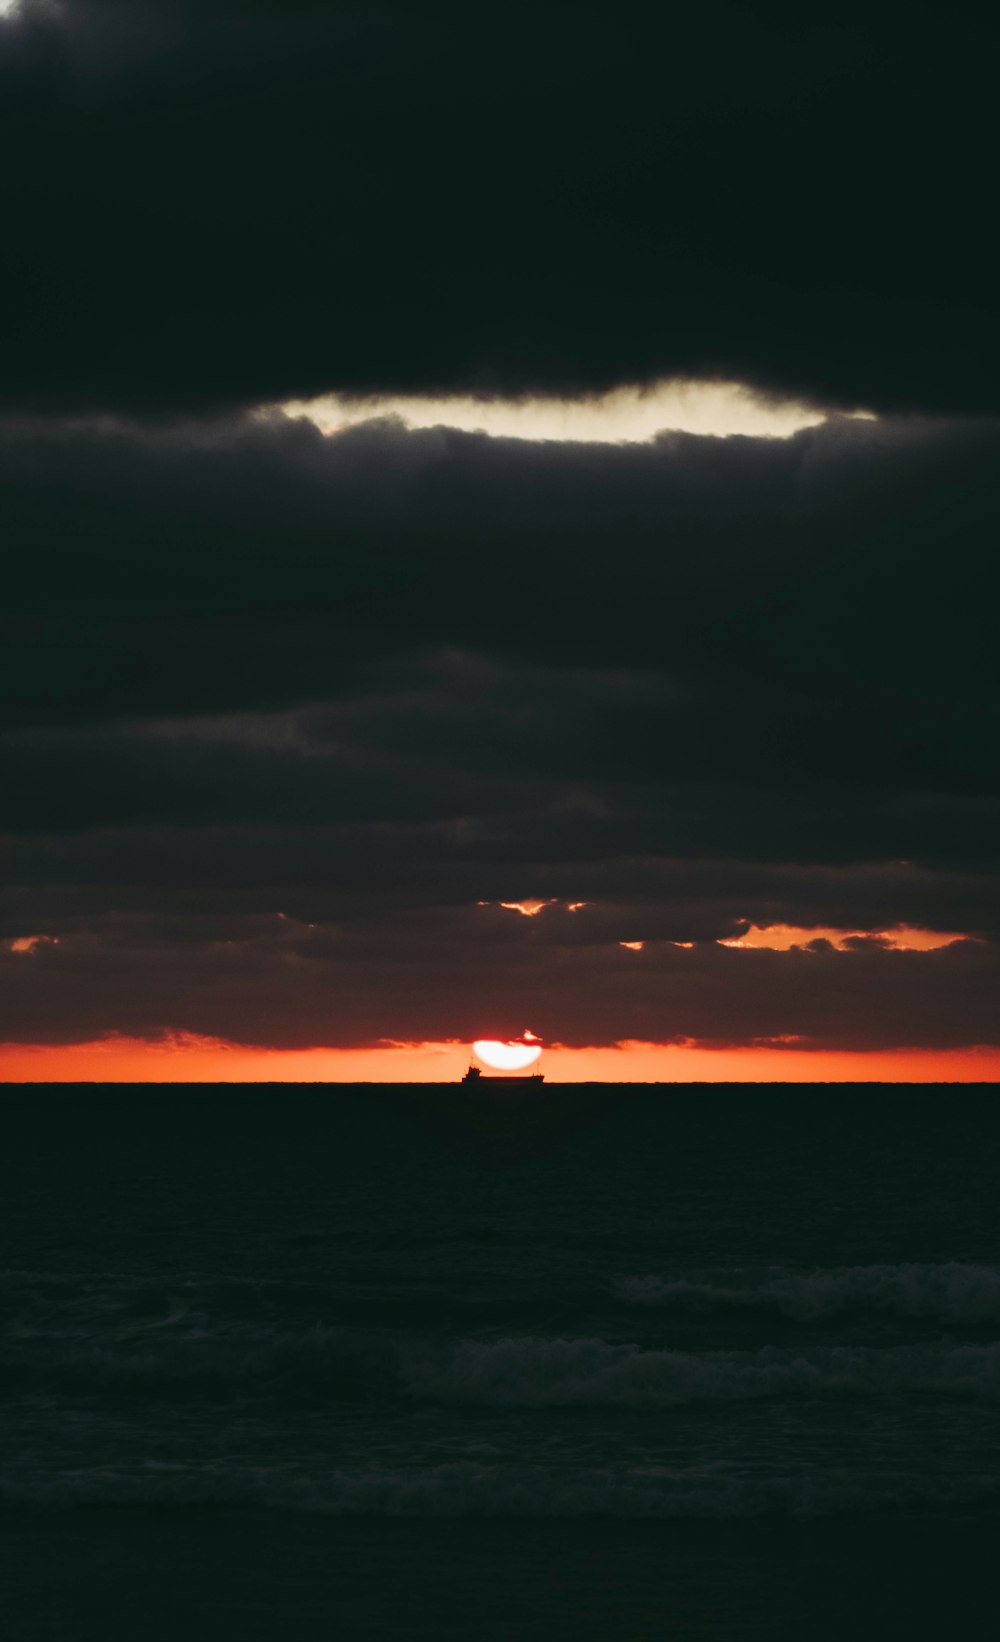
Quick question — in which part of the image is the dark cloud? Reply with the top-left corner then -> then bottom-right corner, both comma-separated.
3,411 -> 998,750
2,904 -> 997,1052
3,655 -> 1000,869
0,1 -> 996,414
1,411 -> 998,1053
3,780 -> 1000,1052
3,819 -> 999,932
1,8 -> 996,1056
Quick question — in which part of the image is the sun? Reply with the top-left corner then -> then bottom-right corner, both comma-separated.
472,1036 -> 543,1072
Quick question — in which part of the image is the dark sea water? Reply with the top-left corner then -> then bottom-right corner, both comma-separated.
4,1083 -> 1000,1641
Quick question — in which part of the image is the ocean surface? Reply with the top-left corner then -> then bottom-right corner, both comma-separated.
4,1083 -> 1000,1640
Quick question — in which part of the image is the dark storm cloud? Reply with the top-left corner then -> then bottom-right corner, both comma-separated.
3,411 -> 998,757
4,775 -> 1000,1052
5,821 -> 1000,947
2,0 -> 998,1063
3,658 -> 1000,868
1,1 -> 997,414
2,405 -> 998,1049
2,905 -> 997,1052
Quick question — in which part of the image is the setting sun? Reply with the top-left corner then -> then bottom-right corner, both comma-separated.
472,1038 -> 544,1072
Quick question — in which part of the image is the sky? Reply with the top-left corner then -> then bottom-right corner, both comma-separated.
1,1 -> 998,1081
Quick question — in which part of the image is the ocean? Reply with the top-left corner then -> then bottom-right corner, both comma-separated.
3,1083 -> 1000,1640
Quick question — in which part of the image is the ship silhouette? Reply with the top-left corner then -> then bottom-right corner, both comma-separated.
462,1064 -> 544,1086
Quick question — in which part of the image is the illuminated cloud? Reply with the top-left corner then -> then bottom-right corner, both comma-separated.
718,925 -> 965,952
279,382 -> 866,445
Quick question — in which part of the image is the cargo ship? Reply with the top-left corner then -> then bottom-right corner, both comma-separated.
462,1065 -> 544,1086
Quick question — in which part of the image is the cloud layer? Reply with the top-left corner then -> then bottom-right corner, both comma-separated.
2,410 -> 998,1053
1,5 -> 996,1061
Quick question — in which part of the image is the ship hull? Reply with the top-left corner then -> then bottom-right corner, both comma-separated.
462,1070 -> 544,1086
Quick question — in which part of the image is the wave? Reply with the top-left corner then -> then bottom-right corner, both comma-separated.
402,1336 -> 1000,1408
10,1262 -> 1000,1344
4,1459 -> 999,1521
615,1263 -> 1000,1323
8,1326 -> 1000,1407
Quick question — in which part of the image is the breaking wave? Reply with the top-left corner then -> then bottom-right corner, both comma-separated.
615,1263 -> 1000,1323
402,1336 -> 1000,1408
8,1324 -> 1000,1406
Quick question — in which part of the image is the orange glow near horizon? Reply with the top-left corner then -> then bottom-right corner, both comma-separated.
2,1035 -> 999,1083
719,924 -> 966,952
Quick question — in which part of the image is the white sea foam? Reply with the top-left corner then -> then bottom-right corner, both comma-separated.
402,1336 -> 1000,1408
615,1263 -> 1000,1322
